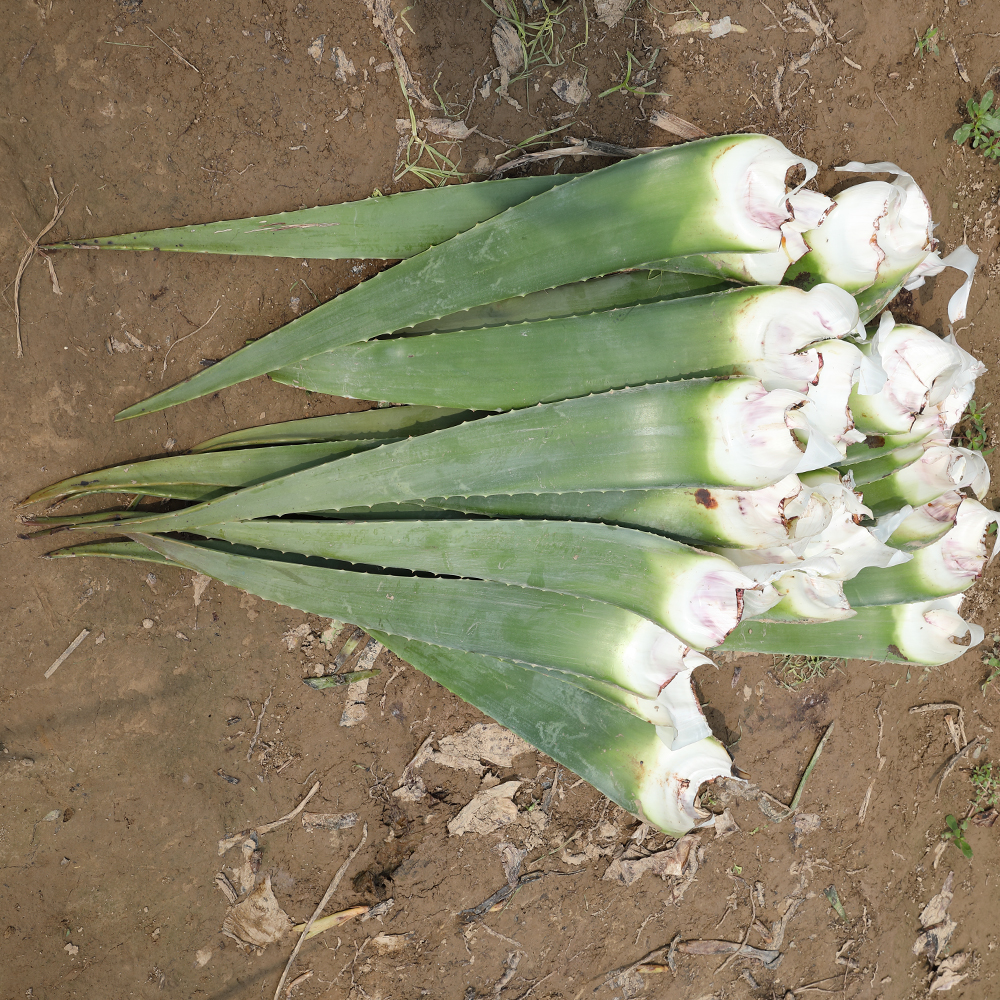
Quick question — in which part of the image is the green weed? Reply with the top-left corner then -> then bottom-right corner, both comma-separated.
942,814 -> 973,860
954,90 -> 1000,161
489,0 -> 583,81
598,49 -> 667,100
913,25 -> 939,60
971,762 -> 1000,812
982,652 -> 1000,694
953,398 -> 993,453
772,654 -> 843,690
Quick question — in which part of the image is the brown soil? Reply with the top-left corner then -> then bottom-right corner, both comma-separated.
1,2 -> 998,998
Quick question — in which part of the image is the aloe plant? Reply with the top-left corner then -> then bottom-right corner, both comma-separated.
108,135 -> 828,419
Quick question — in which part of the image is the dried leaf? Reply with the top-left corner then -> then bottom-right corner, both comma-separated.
492,19 -> 522,76
330,47 -> 357,82
714,809 -> 740,838
339,638 -> 381,727
914,918 -> 957,961
301,811 -> 358,832
593,0 -> 633,27
930,969 -> 968,992
421,118 -> 475,140
438,723 -> 531,767
372,932 -> 409,955
191,573 -> 211,607
670,16 -> 746,37
603,834 -> 699,886
792,812 -> 821,847
222,875 -> 293,951
447,780 -> 522,836
785,3 -> 824,36
920,872 -> 955,928
938,952 -> 969,974
676,938 -> 781,969
392,776 -> 427,802
649,110 -> 707,140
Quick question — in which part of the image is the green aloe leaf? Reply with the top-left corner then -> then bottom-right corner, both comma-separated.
22,439 -> 397,505
91,379 -> 806,534
46,174 -> 571,258
49,526 -> 728,836
270,285 -> 798,410
114,136 -> 804,419
402,269 -> 733,335
93,533 -> 690,702
179,516 -> 748,650
192,405 -> 475,452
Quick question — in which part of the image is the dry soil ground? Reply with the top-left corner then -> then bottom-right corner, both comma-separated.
1,1 -> 999,999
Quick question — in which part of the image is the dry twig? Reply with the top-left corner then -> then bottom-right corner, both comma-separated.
43,628 -> 89,680
257,782 -> 321,835
247,687 -> 273,762
273,823 -> 368,1000
12,178 -> 76,356
371,0 -> 437,110
146,27 -> 200,72
934,737 -> 980,800
161,300 -> 222,377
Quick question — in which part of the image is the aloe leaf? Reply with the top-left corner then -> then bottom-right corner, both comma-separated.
46,531 -> 733,833
46,534 -> 710,733
22,439 -> 397,505
271,284 -> 858,411
844,498 -> 997,605
717,595 -> 982,665
45,174 -> 571,258
331,477 -> 808,550
370,631 -> 732,836
192,405 -> 475,452
784,168 -> 934,322
98,379 -> 813,534
857,445 -> 990,517
48,539 -> 176,563
837,429 -> 935,467
96,533 -> 724,706
402,269 -> 733,335
115,136 -> 819,418
183,517 -> 750,650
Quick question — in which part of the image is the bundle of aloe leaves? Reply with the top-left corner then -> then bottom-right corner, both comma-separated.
27,135 -> 992,836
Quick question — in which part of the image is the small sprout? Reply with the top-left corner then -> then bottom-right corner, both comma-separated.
598,49 -> 668,100
941,814 -> 973,860
954,398 -> 993,454
772,654 -> 844,690
913,25 -> 939,60
823,885 -> 848,921
971,762 -> 1000,812
982,654 -> 1000,695
954,91 -> 1000,161
731,864 -> 743,875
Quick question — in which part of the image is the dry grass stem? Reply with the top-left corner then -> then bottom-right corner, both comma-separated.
43,628 -> 89,679
146,27 -> 200,72
934,736 -> 980,800
273,822 -> 368,1000
12,177 -> 76,357
161,300 -> 222,377
257,782 -> 321,835
371,0 -> 437,110
247,687 -> 273,762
